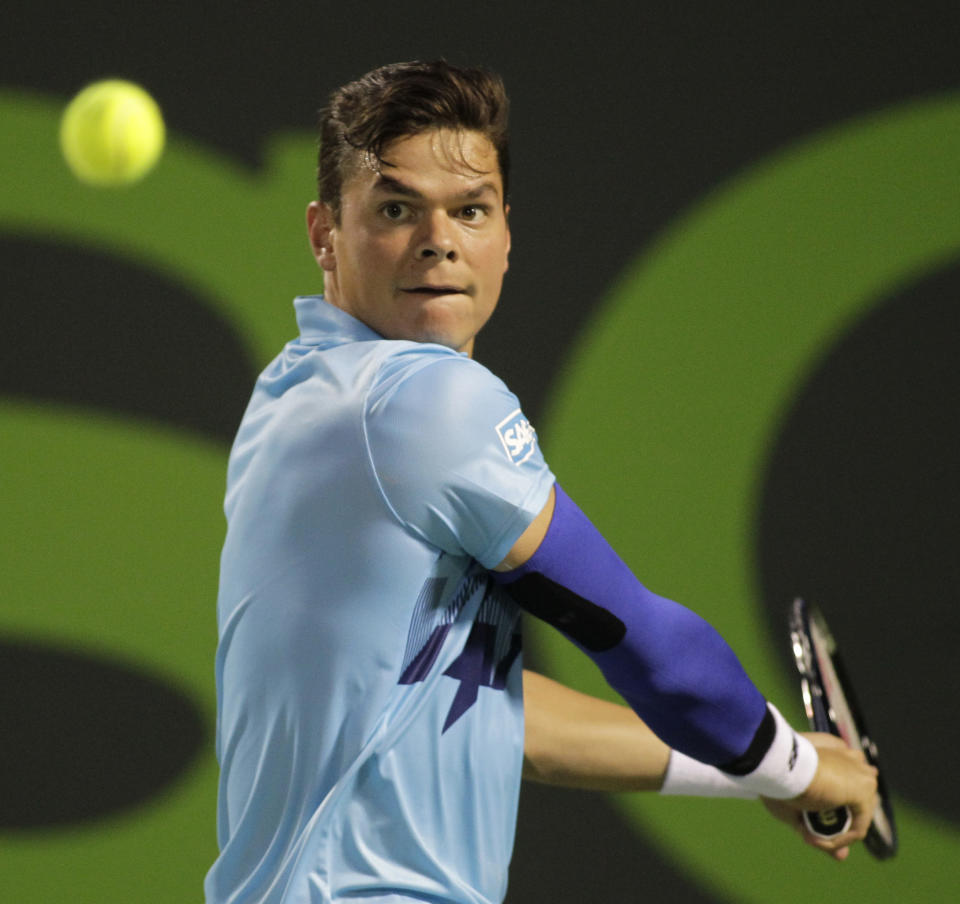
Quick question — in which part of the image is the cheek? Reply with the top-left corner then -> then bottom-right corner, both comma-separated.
340,241 -> 390,293
474,237 -> 510,280
364,236 -> 409,278
488,248 -> 510,285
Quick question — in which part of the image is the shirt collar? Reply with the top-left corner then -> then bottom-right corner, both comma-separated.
294,294 -> 383,347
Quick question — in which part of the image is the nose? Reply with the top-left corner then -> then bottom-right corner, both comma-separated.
415,212 -> 458,262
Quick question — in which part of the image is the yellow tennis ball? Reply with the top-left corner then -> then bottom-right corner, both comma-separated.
60,79 -> 165,186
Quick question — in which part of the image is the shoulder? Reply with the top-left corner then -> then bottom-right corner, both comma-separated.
365,344 -> 528,458
368,342 -> 510,412
362,344 -> 553,564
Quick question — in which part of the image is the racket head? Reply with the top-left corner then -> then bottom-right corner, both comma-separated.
789,597 -> 898,859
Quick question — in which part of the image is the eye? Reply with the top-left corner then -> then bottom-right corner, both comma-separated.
460,204 -> 489,222
380,202 -> 409,221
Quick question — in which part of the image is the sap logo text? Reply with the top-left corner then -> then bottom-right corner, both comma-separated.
496,409 -> 537,465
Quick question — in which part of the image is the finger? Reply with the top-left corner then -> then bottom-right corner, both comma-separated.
785,805 -> 852,860
802,823 -> 863,856
801,797 -> 873,849
848,797 -> 877,839
803,832 -> 860,860
840,745 -> 872,766
805,837 -> 851,861
804,732 -> 849,751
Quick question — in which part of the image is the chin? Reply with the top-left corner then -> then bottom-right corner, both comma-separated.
405,312 -> 477,353
414,330 -> 470,353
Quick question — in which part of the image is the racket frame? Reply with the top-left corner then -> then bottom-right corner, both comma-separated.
788,597 -> 897,859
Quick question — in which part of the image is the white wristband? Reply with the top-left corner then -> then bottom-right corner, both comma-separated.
725,702 -> 818,799
660,750 -> 759,799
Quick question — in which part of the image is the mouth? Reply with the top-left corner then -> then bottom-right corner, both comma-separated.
400,285 -> 467,297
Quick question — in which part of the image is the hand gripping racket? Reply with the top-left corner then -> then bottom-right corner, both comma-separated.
788,597 -> 898,859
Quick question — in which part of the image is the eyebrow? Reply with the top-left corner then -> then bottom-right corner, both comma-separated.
372,174 -> 501,202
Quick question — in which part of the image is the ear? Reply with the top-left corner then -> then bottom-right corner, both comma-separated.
306,200 -> 337,271
503,203 -> 512,273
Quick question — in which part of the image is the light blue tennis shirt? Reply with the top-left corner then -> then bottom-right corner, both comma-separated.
205,295 -> 555,904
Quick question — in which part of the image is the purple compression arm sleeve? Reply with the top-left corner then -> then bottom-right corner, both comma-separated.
494,484 -> 770,767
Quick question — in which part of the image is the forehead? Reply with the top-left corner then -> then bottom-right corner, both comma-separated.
345,129 -> 503,197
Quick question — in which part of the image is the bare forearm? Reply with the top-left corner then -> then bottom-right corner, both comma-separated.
522,669 -> 670,792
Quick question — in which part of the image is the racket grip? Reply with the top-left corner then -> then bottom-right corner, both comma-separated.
803,806 -> 852,838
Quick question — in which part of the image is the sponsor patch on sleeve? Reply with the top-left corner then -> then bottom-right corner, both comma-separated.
495,408 -> 538,465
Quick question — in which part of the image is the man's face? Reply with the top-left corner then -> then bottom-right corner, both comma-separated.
307,129 -> 511,356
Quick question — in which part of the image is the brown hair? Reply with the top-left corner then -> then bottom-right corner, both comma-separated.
317,60 -> 510,220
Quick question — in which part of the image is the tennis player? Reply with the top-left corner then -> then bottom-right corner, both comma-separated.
204,60 -> 878,904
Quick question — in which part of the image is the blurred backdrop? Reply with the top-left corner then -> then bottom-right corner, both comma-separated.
2,2 -> 959,901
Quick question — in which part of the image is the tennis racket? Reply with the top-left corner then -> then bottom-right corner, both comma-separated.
788,597 -> 897,859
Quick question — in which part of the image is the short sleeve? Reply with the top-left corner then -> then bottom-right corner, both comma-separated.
364,349 -> 555,568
